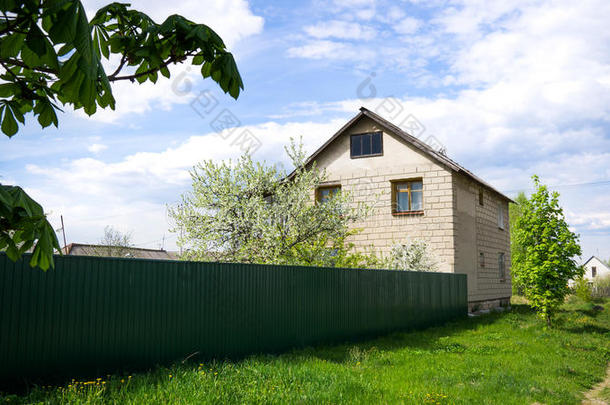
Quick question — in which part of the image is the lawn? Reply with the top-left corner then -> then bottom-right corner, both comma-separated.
2,297 -> 609,405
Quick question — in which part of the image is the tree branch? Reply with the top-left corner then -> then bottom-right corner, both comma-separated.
0,57 -> 58,75
108,53 -> 128,79
107,52 -> 194,82
0,15 -> 30,37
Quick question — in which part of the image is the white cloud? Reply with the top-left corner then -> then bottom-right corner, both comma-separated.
568,210 -> 610,231
304,20 -> 376,40
287,40 -> 374,60
88,143 -> 108,153
386,7 -> 406,22
393,17 -> 422,34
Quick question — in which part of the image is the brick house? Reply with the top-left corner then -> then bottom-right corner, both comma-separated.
306,107 -> 513,309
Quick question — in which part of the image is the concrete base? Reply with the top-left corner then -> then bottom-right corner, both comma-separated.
468,297 -> 511,313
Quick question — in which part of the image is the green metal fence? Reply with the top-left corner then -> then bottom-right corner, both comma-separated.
0,254 -> 467,380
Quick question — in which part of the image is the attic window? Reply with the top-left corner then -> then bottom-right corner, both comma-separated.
350,132 -> 382,158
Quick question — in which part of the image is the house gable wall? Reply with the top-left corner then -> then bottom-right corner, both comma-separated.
311,116 -> 456,274
584,257 -> 610,281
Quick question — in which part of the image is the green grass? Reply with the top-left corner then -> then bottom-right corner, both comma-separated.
601,386 -> 610,402
2,297 -> 609,405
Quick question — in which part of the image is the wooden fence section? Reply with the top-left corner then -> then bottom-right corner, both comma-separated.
0,254 -> 467,380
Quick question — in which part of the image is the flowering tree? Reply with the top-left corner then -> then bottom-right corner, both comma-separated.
384,239 -> 437,272
169,140 -> 371,267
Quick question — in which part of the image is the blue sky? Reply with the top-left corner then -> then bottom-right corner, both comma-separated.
1,0 -> 609,261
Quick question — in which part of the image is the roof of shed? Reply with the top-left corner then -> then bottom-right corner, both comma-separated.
63,243 -> 179,260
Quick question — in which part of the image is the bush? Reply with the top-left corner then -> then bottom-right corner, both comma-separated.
383,240 -> 436,272
592,275 -> 610,298
572,277 -> 592,302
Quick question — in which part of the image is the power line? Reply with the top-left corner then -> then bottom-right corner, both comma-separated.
504,179 -> 610,194
133,234 -> 177,248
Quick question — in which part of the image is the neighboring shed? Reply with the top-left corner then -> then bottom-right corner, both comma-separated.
582,256 -> 610,282
63,243 -> 178,260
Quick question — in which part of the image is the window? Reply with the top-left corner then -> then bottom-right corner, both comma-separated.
479,252 -> 485,268
316,185 -> 341,203
592,267 -> 597,278
392,179 -> 423,214
350,132 -> 382,158
479,190 -> 484,206
498,253 -> 506,281
498,203 -> 505,229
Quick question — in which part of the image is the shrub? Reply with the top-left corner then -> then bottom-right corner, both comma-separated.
384,240 -> 436,272
572,277 -> 592,302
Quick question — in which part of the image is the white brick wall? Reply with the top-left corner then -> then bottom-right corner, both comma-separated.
335,163 -> 456,273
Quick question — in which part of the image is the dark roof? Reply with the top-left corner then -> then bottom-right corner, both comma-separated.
583,255 -> 610,270
63,243 -> 179,260
301,107 -> 514,203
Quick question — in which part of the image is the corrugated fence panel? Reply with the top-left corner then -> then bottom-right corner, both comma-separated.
0,254 -> 467,380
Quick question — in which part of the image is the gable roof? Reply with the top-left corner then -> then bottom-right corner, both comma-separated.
303,107 -> 514,203
583,255 -> 610,270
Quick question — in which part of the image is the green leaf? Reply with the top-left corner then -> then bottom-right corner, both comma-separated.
149,70 -> 158,83
72,2 -> 93,62
34,100 -> 59,128
20,44 -> 42,67
0,83 -> 18,98
1,105 -> 19,136
0,184 -> 60,270
48,2 -> 78,44
201,62 -> 212,78
0,33 -> 25,59
57,43 -> 75,56
135,62 -> 149,84
25,23 -> 48,57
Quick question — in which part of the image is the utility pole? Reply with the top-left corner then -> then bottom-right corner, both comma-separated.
60,215 -> 68,254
